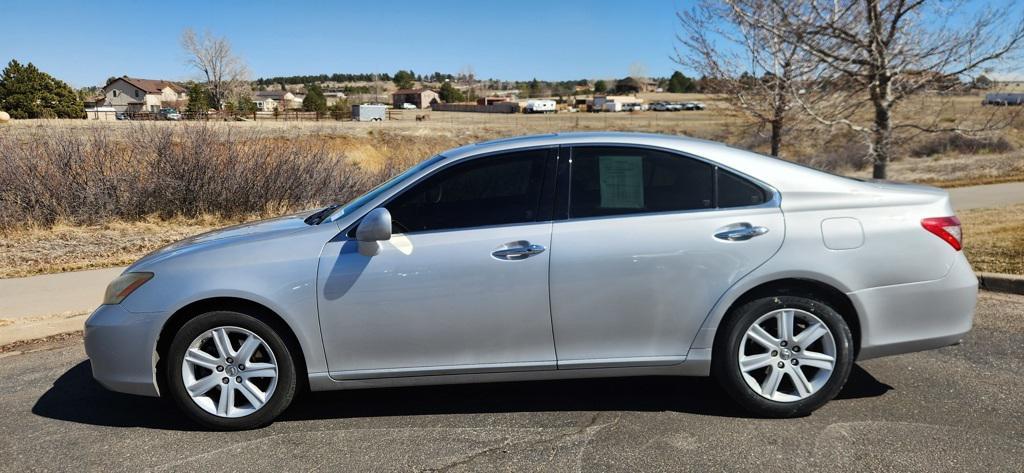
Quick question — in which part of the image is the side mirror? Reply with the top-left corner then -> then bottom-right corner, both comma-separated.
355,208 -> 392,256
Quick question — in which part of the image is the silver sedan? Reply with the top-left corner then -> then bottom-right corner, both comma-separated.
85,132 -> 977,430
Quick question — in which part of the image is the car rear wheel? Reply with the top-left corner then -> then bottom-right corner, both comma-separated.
713,295 -> 854,418
166,311 -> 297,430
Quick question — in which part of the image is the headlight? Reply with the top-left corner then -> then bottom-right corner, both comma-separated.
102,272 -> 154,305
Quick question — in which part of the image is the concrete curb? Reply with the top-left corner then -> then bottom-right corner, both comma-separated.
978,272 -> 1024,295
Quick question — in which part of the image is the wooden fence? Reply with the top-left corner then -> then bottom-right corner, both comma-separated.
430,103 -> 521,114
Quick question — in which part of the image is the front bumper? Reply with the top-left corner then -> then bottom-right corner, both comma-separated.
851,253 -> 978,360
83,304 -> 166,397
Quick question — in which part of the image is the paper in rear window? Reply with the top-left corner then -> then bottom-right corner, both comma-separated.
598,155 -> 644,209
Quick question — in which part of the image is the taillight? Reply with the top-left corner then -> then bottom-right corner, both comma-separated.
921,216 -> 962,251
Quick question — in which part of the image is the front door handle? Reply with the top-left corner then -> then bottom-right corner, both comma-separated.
492,241 -> 546,260
714,223 -> 769,241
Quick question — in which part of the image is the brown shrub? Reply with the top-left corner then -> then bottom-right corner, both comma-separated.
0,123 -> 456,232
909,133 -> 1014,158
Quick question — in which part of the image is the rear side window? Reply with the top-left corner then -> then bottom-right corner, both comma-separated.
568,146 -> 714,218
718,169 -> 767,207
386,149 -> 549,233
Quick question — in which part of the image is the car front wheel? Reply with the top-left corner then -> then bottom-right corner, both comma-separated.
166,311 -> 297,430
713,295 -> 854,418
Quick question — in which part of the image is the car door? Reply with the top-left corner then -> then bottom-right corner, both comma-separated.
549,145 -> 784,368
317,148 -> 559,379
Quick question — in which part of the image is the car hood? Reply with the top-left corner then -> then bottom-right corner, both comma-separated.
127,211 -> 317,271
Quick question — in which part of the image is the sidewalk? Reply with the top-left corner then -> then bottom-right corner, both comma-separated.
0,266 -> 124,319
949,182 -> 1024,210
0,267 -> 124,346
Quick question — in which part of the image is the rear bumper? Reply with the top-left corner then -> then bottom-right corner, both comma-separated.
83,304 -> 165,397
850,253 -> 977,360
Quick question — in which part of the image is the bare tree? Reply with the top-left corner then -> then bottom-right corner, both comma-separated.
725,0 -> 1024,178
181,28 -> 250,111
677,0 -> 815,156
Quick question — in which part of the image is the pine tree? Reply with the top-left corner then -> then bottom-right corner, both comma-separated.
438,81 -> 464,103
667,71 -> 696,93
393,70 -> 415,90
0,60 -> 84,119
185,83 -> 209,114
302,83 -> 327,112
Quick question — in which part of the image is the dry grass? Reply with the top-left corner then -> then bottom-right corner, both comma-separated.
0,216 -> 235,278
849,150 -> 1024,188
959,204 -> 1024,275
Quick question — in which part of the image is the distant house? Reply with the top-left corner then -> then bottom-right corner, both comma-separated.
324,91 -> 347,106
392,88 -> 440,109
477,96 -> 510,106
102,76 -> 188,113
252,90 -> 303,111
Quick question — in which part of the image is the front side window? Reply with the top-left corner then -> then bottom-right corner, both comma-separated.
386,149 -> 550,233
568,146 -> 714,218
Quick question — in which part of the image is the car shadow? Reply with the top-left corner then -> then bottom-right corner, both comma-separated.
33,361 -> 892,430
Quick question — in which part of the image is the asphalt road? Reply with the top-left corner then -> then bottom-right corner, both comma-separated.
0,292 -> 1020,472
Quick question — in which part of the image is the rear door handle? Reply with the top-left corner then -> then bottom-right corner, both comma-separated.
714,223 -> 769,241
492,241 -> 546,260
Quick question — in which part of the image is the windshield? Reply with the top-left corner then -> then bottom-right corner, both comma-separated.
322,154 -> 447,223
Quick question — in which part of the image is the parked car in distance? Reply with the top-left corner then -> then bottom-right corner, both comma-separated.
651,102 -> 669,111
159,108 -> 182,120
85,132 -> 977,430
682,102 -> 706,111
400,103 -> 418,110
115,112 -> 130,120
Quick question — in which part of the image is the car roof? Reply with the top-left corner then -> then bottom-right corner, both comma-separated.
441,132 -> 718,159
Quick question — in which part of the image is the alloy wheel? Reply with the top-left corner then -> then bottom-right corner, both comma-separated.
738,308 -> 837,402
181,326 -> 279,418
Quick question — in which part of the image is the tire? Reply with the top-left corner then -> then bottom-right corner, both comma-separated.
166,311 -> 297,430
713,295 -> 853,418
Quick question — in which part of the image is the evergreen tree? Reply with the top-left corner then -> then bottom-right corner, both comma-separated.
393,70 -> 415,89
302,83 -> 327,112
527,78 -> 542,97
593,80 -> 608,93
235,94 -> 258,114
185,83 -> 209,114
667,71 -> 696,93
438,81 -> 464,102
0,60 -> 84,119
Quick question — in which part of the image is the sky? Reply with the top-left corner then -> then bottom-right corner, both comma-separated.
1,0 -> 687,88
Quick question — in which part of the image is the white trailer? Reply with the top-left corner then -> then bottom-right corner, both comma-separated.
352,104 -> 387,121
525,99 -> 557,113
603,101 -> 623,112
